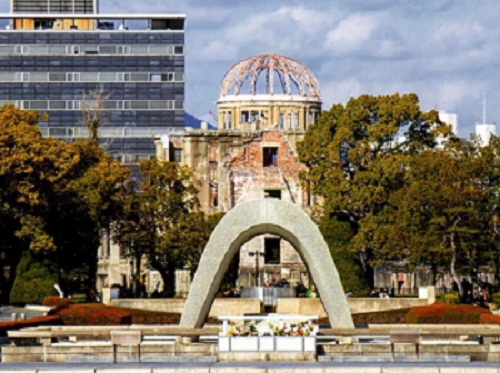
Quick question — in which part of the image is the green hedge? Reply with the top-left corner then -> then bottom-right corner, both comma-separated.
491,292 -> 500,306
436,291 -> 460,304
10,252 -> 59,305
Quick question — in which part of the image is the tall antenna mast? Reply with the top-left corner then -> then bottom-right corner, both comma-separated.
483,92 -> 487,124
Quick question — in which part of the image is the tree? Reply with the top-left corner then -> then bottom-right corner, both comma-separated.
113,159 -> 222,297
80,87 -> 110,146
0,104 -> 79,301
351,144 -> 498,296
298,93 -> 450,220
319,216 -> 370,296
297,93 -> 451,289
0,104 -> 129,301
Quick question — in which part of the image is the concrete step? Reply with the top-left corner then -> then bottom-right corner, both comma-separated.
319,354 -> 471,363
66,355 -> 217,363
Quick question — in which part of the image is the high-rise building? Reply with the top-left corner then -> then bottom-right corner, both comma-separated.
0,0 -> 185,163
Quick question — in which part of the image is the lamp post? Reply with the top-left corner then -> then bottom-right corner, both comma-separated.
248,251 -> 265,287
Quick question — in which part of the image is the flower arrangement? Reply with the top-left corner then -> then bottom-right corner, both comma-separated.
226,320 -> 316,337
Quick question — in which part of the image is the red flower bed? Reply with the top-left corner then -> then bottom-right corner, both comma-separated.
406,302 -> 491,324
479,314 -> 500,325
57,304 -> 131,325
0,315 -> 61,337
42,296 -> 71,308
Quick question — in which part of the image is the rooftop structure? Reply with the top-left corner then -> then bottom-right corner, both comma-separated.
217,54 -> 322,131
11,0 -> 97,14
220,53 -> 320,98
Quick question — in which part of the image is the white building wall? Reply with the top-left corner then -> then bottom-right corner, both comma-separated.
476,123 -> 497,147
438,110 -> 458,135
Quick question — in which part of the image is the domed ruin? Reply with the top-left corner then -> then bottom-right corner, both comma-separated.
217,54 -> 322,131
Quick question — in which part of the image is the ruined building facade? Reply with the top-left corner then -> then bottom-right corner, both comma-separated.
155,54 -> 322,289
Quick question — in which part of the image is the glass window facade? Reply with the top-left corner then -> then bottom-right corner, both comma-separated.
0,27 -> 185,162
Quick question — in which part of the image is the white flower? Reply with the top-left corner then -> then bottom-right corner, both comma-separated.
256,320 -> 273,336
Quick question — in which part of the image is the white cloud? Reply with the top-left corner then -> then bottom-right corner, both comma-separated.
324,13 -> 380,55
199,41 -> 238,62
321,78 -> 364,107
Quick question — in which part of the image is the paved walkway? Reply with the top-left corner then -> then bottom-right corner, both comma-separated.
1,362 -> 500,372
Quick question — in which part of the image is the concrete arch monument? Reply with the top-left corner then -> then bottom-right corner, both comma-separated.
179,198 -> 354,328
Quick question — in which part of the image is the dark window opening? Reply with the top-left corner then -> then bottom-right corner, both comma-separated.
241,111 -> 249,123
98,22 -> 115,30
170,148 -> 182,163
151,19 -> 184,30
264,238 -> 281,264
263,147 -> 278,167
34,19 -> 54,30
265,190 -> 281,199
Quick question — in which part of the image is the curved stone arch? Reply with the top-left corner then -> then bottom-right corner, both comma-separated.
179,198 -> 354,328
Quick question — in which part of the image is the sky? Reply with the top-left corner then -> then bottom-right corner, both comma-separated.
3,0 -> 499,137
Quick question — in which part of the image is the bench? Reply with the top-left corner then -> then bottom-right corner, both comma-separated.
110,330 -> 142,363
390,329 -> 421,362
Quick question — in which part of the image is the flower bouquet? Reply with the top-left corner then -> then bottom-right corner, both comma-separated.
226,320 -> 316,337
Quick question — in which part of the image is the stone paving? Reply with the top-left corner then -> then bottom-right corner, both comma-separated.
2,362 -> 500,372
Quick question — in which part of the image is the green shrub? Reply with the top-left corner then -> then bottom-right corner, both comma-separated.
319,217 -> 370,296
436,291 -> 459,304
70,294 -> 87,304
491,292 -> 500,306
9,252 -> 59,305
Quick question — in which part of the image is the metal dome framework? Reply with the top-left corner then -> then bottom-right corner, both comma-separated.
220,54 -> 321,98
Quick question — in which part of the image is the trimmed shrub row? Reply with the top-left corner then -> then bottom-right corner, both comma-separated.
55,304 -> 181,325
57,304 -> 131,325
125,308 -> 180,325
0,315 -> 61,337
